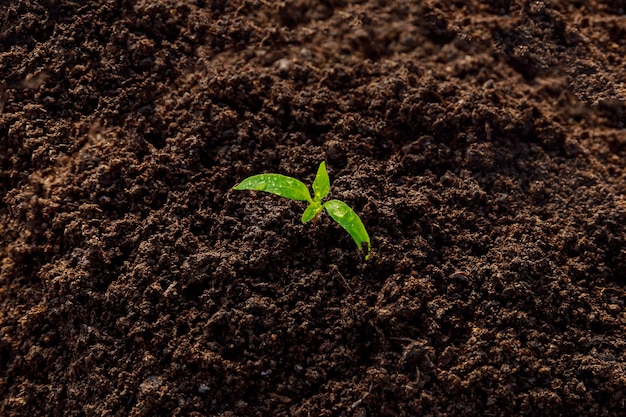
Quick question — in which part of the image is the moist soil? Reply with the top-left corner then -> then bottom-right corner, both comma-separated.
2,1 -> 626,416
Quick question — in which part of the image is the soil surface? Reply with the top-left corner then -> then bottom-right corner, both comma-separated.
2,1 -> 626,416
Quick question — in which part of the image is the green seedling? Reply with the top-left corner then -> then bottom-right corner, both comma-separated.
233,161 -> 371,259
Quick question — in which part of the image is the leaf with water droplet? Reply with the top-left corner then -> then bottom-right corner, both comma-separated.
312,161 -> 330,202
301,202 -> 323,223
324,199 -> 371,259
234,174 -> 312,202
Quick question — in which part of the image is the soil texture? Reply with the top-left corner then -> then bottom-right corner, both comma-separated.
2,1 -> 626,416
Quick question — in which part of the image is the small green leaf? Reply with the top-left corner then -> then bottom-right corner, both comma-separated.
312,161 -> 330,202
301,202 -> 323,223
324,199 -> 371,259
234,174 -> 312,202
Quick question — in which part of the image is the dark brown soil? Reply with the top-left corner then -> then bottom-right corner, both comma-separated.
2,1 -> 626,416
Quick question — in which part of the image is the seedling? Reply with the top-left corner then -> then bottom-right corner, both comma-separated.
233,161 -> 371,259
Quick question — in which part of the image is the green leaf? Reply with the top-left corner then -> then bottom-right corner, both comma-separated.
324,199 -> 371,259
301,202 -> 323,223
234,173 -> 312,202
312,161 -> 330,202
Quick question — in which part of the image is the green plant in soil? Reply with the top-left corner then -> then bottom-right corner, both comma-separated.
233,161 -> 371,260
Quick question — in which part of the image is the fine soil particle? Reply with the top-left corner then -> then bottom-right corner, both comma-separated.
2,1 -> 626,416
